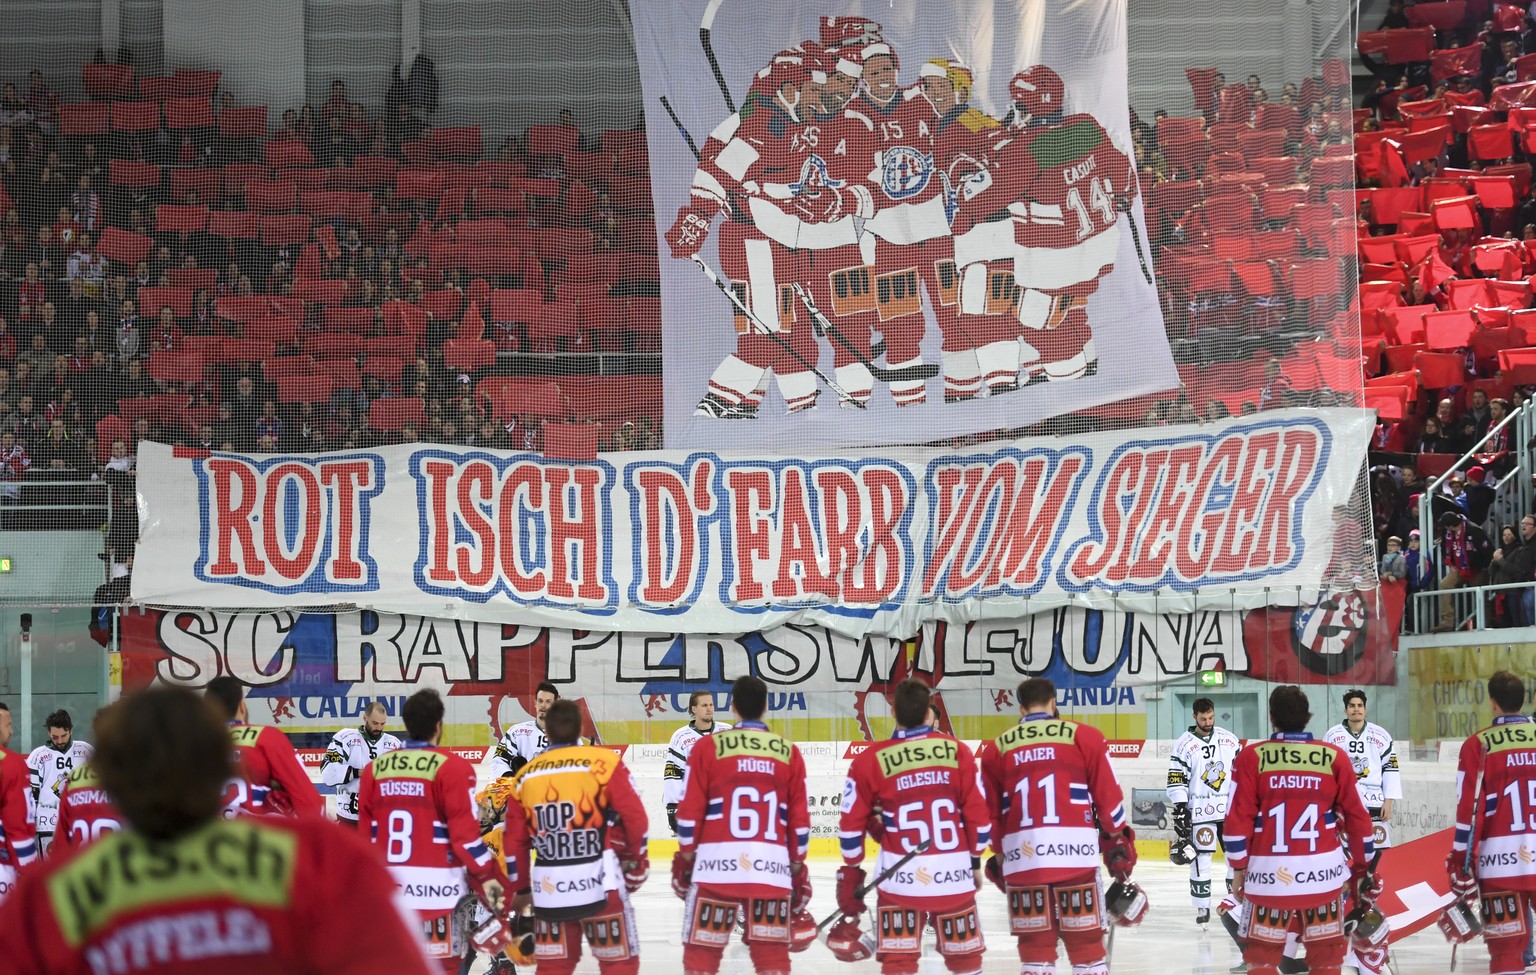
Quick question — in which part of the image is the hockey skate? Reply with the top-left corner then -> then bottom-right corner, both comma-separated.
694,392 -> 758,419
1196,907 -> 1211,926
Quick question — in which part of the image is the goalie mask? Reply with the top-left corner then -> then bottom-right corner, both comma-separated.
1437,900 -> 1482,944
1106,880 -> 1150,927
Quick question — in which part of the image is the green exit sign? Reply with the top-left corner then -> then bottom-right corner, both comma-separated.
0,557 -> 11,573
1198,670 -> 1226,687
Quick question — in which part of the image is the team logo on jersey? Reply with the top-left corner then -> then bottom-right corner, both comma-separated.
879,146 -> 933,200
789,154 -> 845,199
1353,759 -> 1370,781
1201,761 -> 1228,793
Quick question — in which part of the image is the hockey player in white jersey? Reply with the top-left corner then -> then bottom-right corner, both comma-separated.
26,709 -> 93,858
319,701 -> 402,828
1322,688 -> 1401,849
661,690 -> 730,835
1166,697 -> 1240,924
488,681 -> 558,779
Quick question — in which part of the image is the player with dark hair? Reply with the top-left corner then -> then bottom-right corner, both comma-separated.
1447,670 -> 1536,975
0,700 -> 36,904
663,689 -> 731,834
1167,695 -> 1240,923
1224,685 -> 1375,975
0,685 -> 435,973
1323,689 -> 1401,851
978,677 -> 1140,975
53,705 -> 121,852
490,680 -> 560,779
204,674 -> 321,817
672,675 -> 813,974
26,708 -> 92,858
503,699 -> 650,975
833,678 -> 991,974
358,689 -> 510,973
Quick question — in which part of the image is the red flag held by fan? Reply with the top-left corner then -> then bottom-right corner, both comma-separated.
1432,43 -> 1483,84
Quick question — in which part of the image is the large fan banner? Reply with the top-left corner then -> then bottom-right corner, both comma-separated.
116,592 -> 1400,751
633,0 -> 1178,450
131,408 -> 1374,634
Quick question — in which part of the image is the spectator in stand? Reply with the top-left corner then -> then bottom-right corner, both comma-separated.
1257,358 -> 1292,409
15,337 -> 51,384
1379,0 -> 1408,29
1434,398 -> 1467,453
0,319 -> 14,364
1437,510 -> 1495,631
0,430 -> 28,502
321,79 -> 354,124
114,299 -> 140,363
1464,465 -> 1498,523
16,262 -> 45,333
25,69 -> 58,134
3,393 -> 42,443
383,101 -> 426,152
0,83 -> 30,128
1493,515 -> 1536,626
33,418 -> 82,470
1381,535 -> 1407,583
1462,389 -> 1493,442
1406,529 -> 1436,630
255,400 -> 283,448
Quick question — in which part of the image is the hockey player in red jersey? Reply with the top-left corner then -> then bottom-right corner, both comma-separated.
671,675 -> 813,975
358,689 -> 510,974
1223,685 -> 1376,975
204,675 -> 323,817
1448,669 -> 1536,975
0,701 -> 36,904
0,685 -> 436,975
53,760 -> 121,851
953,65 -> 1138,385
975,677 -> 1138,975
834,678 -> 991,975
502,699 -> 650,975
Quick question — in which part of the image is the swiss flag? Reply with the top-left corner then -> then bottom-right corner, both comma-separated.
1376,829 -> 1457,941
1240,585 -> 1403,685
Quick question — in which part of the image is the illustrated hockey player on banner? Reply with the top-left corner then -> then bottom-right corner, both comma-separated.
1446,669 -> 1536,975
0,701 -> 36,904
490,680 -> 559,779
951,64 -> 1138,385
320,700 -> 403,829
26,708 -> 93,859
977,677 -> 1142,975
1223,685 -> 1377,975
833,678 -> 991,975
502,699 -> 650,975
204,676 -> 323,817
1322,689 -> 1402,851
52,760 -> 121,852
1166,696 -> 1241,924
662,689 -> 732,835
671,675 -> 814,974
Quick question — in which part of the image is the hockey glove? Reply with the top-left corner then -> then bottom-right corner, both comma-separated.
1101,826 -> 1138,882
790,861 -> 813,913
621,854 -> 650,893
984,856 -> 1007,893
1351,863 -> 1383,906
825,916 -> 875,962
671,851 -> 695,900
1445,851 -> 1478,899
836,864 -> 868,917
1172,802 -> 1192,841
666,201 -> 717,259
666,803 -> 678,835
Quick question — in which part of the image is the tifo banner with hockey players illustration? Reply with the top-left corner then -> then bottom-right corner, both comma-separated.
634,1 -> 1180,450
132,407 -> 1375,633
115,588 -> 1402,751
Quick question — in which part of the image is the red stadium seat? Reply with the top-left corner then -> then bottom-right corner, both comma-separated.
265,139 -> 315,169
169,167 -> 220,204
383,300 -> 428,340
1237,129 -> 1287,158
365,335 -> 415,359
98,227 -> 154,265
166,268 -> 217,290
477,161 -> 523,187
164,96 -> 213,130
155,204 -> 209,233
307,333 -> 364,359
245,178 -> 297,212
420,289 -> 464,321
60,102 -> 109,136
217,106 -> 268,138
291,278 -> 347,305
443,338 -> 496,371
318,358 -> 362,392
362,355 -> 404,380
172,69 -> 222,98
111,101 -> 161,133
146,352 -> 206,384
477,186 -> 527,215
206,210 -> 259,240
396,168 -> 446,200
83,63 -> 135,100
352,155 -> 400,188
1310,155 -> 1356,187
528,124 -> 579,157
263,355 -> 316,383
326,306 -> 375,333
277,373 -> 335,404
370,397 -> 427,433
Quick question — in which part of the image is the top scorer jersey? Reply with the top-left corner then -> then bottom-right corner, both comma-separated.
1455,715 -> 1536,890
977,715 -> 1128,885
1167,726 -> 1242,824
675,721 -> 810,897
224,723 -> 323,818
53,763 -> 121,852
838,727 -> 990,910
1223,733 -> 1374,909
27,740 -> 94,836
1322,721 -> 1402,813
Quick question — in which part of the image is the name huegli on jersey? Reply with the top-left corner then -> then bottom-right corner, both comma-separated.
147,411 -> 1363,626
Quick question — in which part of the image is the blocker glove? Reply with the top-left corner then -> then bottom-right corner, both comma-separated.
835,864 -> 867,918
671,851 -> 694,900
790,861 -> 813,913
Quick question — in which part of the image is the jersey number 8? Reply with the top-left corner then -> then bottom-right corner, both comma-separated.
386,809 -> 414,863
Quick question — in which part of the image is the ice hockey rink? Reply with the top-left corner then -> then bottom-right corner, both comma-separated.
466,859 -> 1483,974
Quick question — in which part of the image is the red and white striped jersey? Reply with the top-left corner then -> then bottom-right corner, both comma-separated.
53,762 -> 121,852
1455,715 -> 1536,890
223,723 -> 323,818
838,727 -> 990,910
976,715 -> 1128,884
676,720 -> 810,898
1223,733 -> 1374,909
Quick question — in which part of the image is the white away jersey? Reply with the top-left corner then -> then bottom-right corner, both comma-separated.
319,727 -> 403,821
662,721 -> 732,806
27,740 -> 94,834
1323,721 -> 1402,810
489,720 -> 547,779
1166,727 -> 1241,823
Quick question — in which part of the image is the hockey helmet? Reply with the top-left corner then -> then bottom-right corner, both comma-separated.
788,910 -> 818,953
861,41 -> 899,72
1437,899 -> 1482,944
1106,880 -> 1150,927
1169,838 -> 1197,866
1345,902 -> 1390,952
506,913 -> 537,966
825,916 -> 875,962
756,49 -> 810,93
820,15 -> 882,47
1010,65 -> 1065,124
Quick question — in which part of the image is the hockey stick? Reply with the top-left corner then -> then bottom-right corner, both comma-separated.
814,839 -> 934,936
791,283 -> 941,382
699,0 -> 736,114
691,255 -> 864,408
1451,762 -> 1485,973
659,96 -> 699,160
1122,204 -> 1154,286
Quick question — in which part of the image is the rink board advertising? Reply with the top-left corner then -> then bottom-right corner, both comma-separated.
133,408 -> 1375,636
